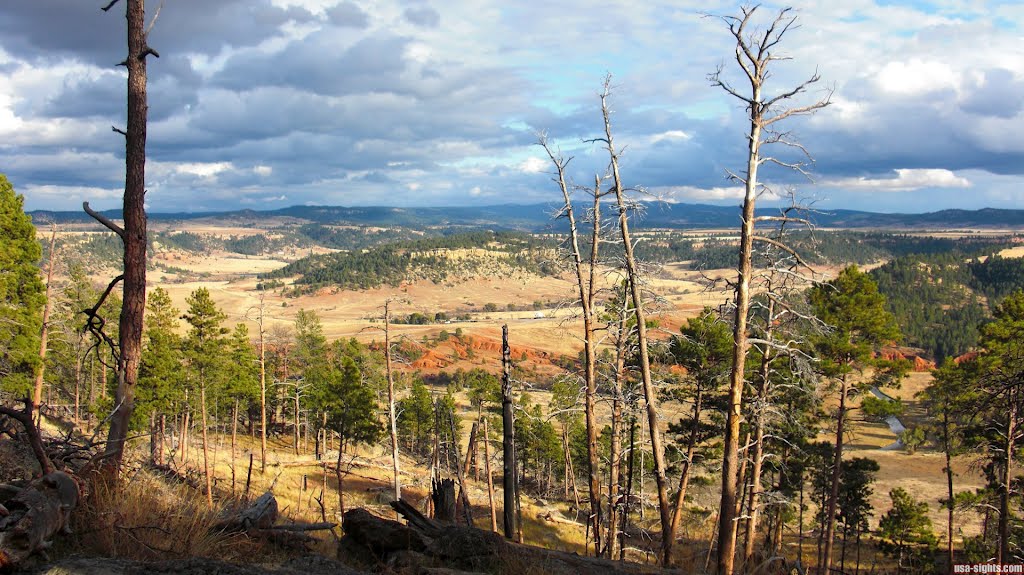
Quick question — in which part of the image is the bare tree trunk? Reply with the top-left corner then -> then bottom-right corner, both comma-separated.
709,9 -> 830,575
501,324 -> 517,540
158,413 -> 165,466
821,374 -> 848,575
74,351 -> 82,424
668,387 -> 703,554
999,402 -> 1016,566
540,135 -> 602,554
448,409 -> 473,527
337,436 -> 345,517
32,227 -> 58,420
743,338 -> 773,569
942,407 -> 955,574
149,411 -> 157,463
563,424 -> 581,508
294,386 -> 301,455
606,283 -> 629,560
484,417 -> 497,533
719,110 -> 758,575
232,398 -> 238,496
179,406 -> 190,466
599,82 -> 671,565
463,421 -> 478,480
384,301 -> 401,503
96,0 -> 152,473
620,413 -> 637,562
257,298 -> 267,474
201,378 -> 213,507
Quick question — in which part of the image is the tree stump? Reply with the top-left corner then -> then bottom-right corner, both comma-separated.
431,479 -> 456,525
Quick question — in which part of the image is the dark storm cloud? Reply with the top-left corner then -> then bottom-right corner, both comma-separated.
214,32 -> 411,96
960,68 -> 1024,119
0,1 -> 314,65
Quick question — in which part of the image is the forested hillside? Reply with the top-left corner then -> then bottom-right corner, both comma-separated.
263,231 -> 559,291
871,252 -> 1024,361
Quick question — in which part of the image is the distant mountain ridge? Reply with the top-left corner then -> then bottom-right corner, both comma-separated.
30,203 -> 1024,230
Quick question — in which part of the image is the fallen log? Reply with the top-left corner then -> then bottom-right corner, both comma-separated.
0,471 -> 81,568
215,491 -> 279,532
346,505 -> 683,575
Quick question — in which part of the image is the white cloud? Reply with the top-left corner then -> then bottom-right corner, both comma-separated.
176,162 -> 234,178
25,184 -> 121,202
650,130 -> 690,143
823,169 -> 971,191
253,165 -> 273,176
518,156 -> 547,174
875,59 -> 960,96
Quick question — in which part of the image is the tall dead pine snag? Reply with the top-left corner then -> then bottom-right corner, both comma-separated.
594,78 -> 673,565
539,134 -> 604,554
85,0 -> 158,472
710,7 -> 830,575
500,324 -> 518,539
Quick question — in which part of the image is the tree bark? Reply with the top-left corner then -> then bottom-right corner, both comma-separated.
385,301 -> 402,503
821,374 -> 848,575
668,387 -> 703,555
258,299 -> 267,474
719,100 -> 760,575
100,0 -> 150,473
999,401 -> 1015,566
32,227 -> 58,420
484,417 -> 497,532
337,436 -> 345,518
231,398 -> 238,496
541,136 -> 602,554
942,406 -> 955,574
501,325 -> 517,540
606,284 -> 629,560
743,337 -> 773,569
200,378 -> 213,507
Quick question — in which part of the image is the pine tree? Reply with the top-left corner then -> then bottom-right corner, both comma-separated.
319,355 -> 382,515
809,265 -> 903,572
878,487 -> 938,574
182,287 -> 229,506
0,174 -> 45,397
137,287 -> 184,463
294,308 -> 327,456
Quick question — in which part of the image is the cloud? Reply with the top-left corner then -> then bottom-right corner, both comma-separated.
822,169 -> 972,191
404,6 -> 441,28
1,1 -> 1023,214
518,157 -> 547,174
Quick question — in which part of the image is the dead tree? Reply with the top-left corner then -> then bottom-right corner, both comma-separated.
246,294 -> 270,474
383,300 -> 402,504
86,0 -> 158,473
539,134 -> 605,554
595,77 -> 673,566
500,324 -> 517,539
32,226 -> 59,421
709,7 -> 830,574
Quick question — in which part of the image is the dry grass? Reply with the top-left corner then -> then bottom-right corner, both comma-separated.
67,471 -> 262,563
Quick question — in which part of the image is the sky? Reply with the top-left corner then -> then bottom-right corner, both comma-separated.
1,0 -> 1022,214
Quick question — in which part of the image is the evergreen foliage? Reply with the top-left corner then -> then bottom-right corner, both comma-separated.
0,174 -> 45,396
878,487 -> 938,574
